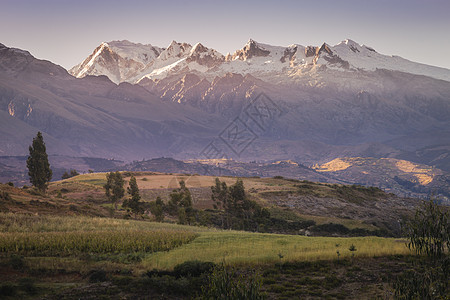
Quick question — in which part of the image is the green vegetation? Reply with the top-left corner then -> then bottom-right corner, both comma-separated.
0,171 -> 435,298
0,213 -> 410,269
149,196 -> 164,222
143,231 -> 410,270
394,200 -> 449,299
406,200 -> 449,258
210,178 -> 271,231
104,171 -> 125,210
201,264 -> 265,299
168,180 -> 194,224
122,175 -> 144,218
26,132 -> 52,193
0,230 -> 197,255
61,169 -> 80,180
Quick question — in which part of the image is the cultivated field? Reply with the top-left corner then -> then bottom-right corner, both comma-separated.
0,213 -> 410,269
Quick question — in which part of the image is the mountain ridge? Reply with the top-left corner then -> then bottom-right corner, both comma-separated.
1,42 -> 449,189
70,38 -> 450,84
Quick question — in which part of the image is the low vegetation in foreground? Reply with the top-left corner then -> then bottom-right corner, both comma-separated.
0,168 -> 448,298
0,213 -> 413,299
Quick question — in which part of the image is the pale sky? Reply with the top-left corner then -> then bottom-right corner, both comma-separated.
1,0 -> 450,70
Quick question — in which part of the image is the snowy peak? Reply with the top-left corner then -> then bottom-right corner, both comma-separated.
314,42 -> 351,69
106,40 -> 162,64
158,41 -> 192,61
312,39 -> 450,81
232,39 -> 271,60
69,40 -> 163,83
186,43 -> 225,67
190,42 -> 208,55
70,38 -> 450,84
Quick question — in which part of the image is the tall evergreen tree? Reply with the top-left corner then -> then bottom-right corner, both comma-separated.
168,180 -> 194,224
104,171 -> 125,210
150,196 -> 164,222
211,178 -> 230,228
124,175 -> 143,218
27,132 -> 52,193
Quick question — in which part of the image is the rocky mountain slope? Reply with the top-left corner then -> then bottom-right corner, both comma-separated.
71,39 -> 450,83
0,42 -> 227,160
1,40 -> 450,194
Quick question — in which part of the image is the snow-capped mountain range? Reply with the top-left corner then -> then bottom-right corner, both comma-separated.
70,39 -> 450,84
1,40 -> 450,183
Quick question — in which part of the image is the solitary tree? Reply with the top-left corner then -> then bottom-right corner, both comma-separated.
104,171 -> 125,210
211,178 -> 230,228
406,199 -> 449,258
168,180 -> 194,224
394,200 -> 449,298
150,196 -> 164,222
27,132 -> 52,193
123,175 -> 143,218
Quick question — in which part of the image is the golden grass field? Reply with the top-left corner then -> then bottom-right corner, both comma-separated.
0,213 -> 411,271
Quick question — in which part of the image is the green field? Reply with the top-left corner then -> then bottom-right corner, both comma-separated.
0,213 -> 410,270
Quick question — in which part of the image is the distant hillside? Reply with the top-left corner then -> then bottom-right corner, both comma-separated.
1,155 -> 449,201
1,42 -> 449,172
314,157 -> 450,200
0,172 -> 421,236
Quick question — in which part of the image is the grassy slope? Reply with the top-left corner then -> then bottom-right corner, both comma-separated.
62,172 -> 417,232
0,174 -> 419,299
1,171 -> 418,234
0,213 -> 410,270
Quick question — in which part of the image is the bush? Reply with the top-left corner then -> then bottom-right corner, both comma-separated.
173,260 -> 215,278
405,200 -> 449,258
27,188 -> 42,196
9,254 -> 25,270
88,270 -> 107,283
394,200 -> 449,298
145,275 -> 191,295
19,278 -> 37,295
0,284 -> 16,297
0,191 -> 11,201
201,265 -> 266,300
311,223 -> 350,235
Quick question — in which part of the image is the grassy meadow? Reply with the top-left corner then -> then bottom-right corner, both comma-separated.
0,213 -> 411,270
0,173 -> 425,298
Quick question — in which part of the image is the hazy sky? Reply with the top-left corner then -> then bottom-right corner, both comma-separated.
1,0 -> 450,70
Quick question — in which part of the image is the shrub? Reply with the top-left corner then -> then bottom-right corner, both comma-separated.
311,223 -> 350,235
405,200 -> 449,258
0,284 -> 16,297
394,200 -> 449,298
19,278 -> 37,295
201,265 -> 266,300
9,254 -> 25,270
88,270 -> 107,283
0,191 -> 11,201
173,260 -> 215,278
